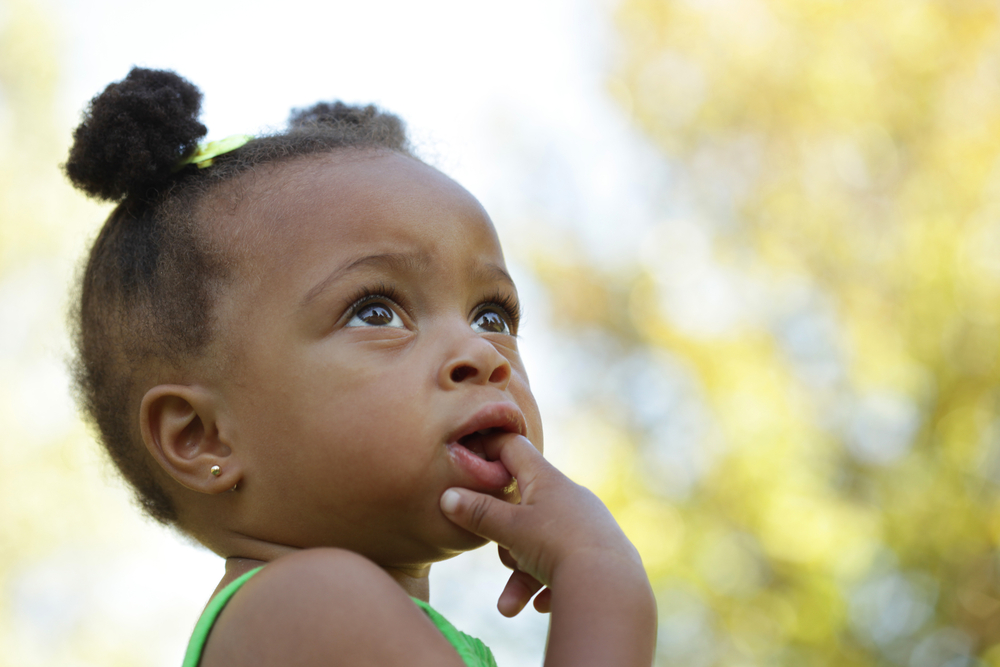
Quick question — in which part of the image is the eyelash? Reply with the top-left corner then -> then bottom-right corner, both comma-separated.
344,282 -> 406,319
476,290 -> 522,335
343,284 -> 521,333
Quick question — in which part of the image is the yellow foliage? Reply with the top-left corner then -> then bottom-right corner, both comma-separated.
523,0 -> 1000,663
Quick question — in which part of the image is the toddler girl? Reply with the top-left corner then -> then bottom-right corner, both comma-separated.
65,68 -> 656,667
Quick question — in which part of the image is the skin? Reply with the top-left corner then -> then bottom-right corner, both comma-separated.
138,150 -> 656,666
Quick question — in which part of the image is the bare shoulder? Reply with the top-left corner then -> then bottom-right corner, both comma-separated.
200,549 -> 466,667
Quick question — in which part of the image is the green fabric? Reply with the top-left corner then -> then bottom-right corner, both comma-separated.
409,598 -> 499,667
180,566 -> 498,667
181,566 -> 263,667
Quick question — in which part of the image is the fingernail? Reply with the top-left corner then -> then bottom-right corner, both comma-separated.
441,488 -> 461,514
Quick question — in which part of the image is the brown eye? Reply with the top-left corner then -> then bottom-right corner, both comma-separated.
472,309 -> 509,334
347,302 -> 404,328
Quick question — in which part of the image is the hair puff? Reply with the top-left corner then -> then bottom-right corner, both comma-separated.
65,68 -> 207,202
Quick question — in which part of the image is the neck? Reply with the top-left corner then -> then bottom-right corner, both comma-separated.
382,564 -> 431,601
219,555 -> 432,602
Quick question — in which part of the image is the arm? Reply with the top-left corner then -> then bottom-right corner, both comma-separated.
439,435 -> 658,667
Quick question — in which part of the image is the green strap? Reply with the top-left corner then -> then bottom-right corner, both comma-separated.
410,598 -> 499,667
180,566 -> 497,667
181,566 -> 263,667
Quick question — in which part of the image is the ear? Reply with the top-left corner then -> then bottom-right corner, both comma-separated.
140,384 -> 240,494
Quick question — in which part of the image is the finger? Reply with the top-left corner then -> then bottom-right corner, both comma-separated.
497,570 -> 545,618
533,587 -> 552,613
440,487 -> 519,547
498,546 -> 518,571
481,435 -> 548,488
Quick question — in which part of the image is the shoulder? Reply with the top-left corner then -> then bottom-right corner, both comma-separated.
200,549 -> 465,667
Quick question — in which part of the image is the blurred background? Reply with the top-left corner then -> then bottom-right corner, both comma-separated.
5,0 -> 1000,665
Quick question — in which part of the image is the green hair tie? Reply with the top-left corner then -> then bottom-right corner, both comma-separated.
174,133 -> 253,171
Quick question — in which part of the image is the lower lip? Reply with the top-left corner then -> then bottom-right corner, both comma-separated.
446,442 -> 513,491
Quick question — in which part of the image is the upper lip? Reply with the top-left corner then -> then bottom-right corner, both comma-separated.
447,402 -> 527,444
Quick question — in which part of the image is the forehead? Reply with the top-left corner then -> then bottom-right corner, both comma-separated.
209,150 -> 501,277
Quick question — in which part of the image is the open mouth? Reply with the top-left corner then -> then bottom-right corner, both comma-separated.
445,403 -> 525,491
456,428 -> 505,460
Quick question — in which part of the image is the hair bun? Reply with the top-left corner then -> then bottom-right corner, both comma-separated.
64,68 -> 207,202
288,101 -> 379,129
288,101 -> 408,153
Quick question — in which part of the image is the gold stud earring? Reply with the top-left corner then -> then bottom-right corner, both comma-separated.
211,465 -> 221,477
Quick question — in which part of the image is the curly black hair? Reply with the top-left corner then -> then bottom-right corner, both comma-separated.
65,67 -> 414,526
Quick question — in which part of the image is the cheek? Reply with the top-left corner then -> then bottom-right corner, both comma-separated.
295,340 -> 417,400
510,368 -> 544,453
296,354 -> 429,441
231,350 -> 424,454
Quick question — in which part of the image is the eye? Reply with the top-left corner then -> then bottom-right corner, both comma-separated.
471,308 -> 511,334
471,291 -> 520,335
346,300 -> 405,328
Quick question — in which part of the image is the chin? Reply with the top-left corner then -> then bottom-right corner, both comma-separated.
372,522 -> 490,568
452,529 -> 492,552
424,522 -> 492,562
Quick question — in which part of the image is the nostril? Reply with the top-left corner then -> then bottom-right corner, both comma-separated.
450,365 -> 477,383
488,365 -> 509,385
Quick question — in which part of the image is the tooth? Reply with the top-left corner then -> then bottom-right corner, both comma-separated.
477,429 -> 490,435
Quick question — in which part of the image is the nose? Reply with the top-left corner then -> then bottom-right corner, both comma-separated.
439,333 -> 512,391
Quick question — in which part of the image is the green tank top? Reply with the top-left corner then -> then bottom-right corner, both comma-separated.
181,567 -> 498,667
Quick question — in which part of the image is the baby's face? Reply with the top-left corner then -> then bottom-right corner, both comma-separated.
209,150 -> 542,566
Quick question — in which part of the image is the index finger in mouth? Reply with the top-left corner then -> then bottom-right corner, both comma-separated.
482,433 -> 545,483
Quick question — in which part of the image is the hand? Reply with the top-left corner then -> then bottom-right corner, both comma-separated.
440,434 -> 656,666
496,545 -> 551,616
439,434 -> 644,612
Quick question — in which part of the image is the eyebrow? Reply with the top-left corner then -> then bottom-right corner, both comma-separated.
299,252 -> 515,308
472,263 -> 516,289
300,253 -> 421,307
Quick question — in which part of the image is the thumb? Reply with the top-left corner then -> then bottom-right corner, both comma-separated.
440,487 -> 518,547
